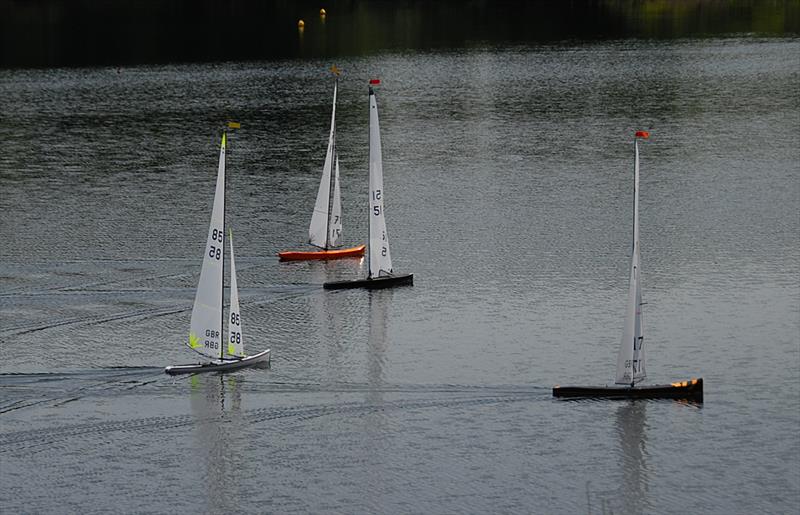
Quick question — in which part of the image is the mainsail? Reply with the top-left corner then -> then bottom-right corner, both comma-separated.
227,229 -> 244,358
367,85 -> 393,278
189,133 -> 227,360
616,136 -> 647,385
309,80 -> 341,249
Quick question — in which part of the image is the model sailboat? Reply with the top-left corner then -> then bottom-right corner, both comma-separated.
553,131 -> 702,400
166,129 -> 271,375
278,69 -> 366,261
324,80 -> 413,290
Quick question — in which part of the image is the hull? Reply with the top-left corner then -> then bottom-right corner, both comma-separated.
165,349 -> 271,375
323,273 -> 413,290
553,378 -> 703,401
278,244 -> 365,261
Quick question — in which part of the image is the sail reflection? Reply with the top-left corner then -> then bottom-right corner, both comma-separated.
361,289 -> 393,509
189,374 -> 244,514
366,289 -> 392,401
614,401 -> 650,515
309,261 -> 352,373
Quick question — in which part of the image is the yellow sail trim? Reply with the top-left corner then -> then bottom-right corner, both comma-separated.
221,132 -> 227,149
228,343 -> 237,356
189,332 -> 202,349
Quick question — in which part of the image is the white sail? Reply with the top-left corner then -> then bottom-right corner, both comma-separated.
329,155 -> 343,247
616,138 -> 647,385
368,86 -> 393,278
188,133 -> 227,360
226,229 -> 244,358
308,80 -> 338,249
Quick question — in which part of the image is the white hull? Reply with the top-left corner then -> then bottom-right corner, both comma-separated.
165,348 -> 270,375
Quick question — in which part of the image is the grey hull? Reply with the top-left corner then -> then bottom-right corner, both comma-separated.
165,349 -> 271,375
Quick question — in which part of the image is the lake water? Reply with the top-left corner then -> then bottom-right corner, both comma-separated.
1,38 -> 799,513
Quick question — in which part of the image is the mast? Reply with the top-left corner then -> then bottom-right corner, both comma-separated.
630,138 -> 637,387
366,78 -> 393,279
631,132 -> 647,385
324,77 -> 338,249
367,83 -> 374,279
632,139 -> 637,262
615,131 -> 648,386
220,129 -> 227,361
367,79 -> 394,279
188,125 -> 231,360
308,71 -> 339,250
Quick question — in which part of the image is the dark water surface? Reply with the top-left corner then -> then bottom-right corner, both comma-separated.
1,39 -> 799,513
1,0 -> 797,68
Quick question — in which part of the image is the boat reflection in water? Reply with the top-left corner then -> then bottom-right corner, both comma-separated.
615,401 -> 649,515
366,289 -> 391,409
361,289 -> 392,508
309,260 -> 361,371
189,374 -> 244,514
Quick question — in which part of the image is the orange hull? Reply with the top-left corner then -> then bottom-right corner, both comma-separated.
278,244 -> 366,261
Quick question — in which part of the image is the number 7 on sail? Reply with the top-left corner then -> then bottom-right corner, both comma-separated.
324,79 -> 413,290
278,69 -> 366,261
553,131 -> 702,400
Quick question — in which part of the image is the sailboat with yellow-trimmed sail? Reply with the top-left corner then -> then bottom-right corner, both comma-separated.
166,126 -> 270,375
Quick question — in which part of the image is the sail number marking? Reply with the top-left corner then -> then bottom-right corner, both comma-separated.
228,313 -> 241,347
208,228 -> 223,260
371,190 -> 382,216
371,191 -> 387,255
624,336 -> 645,373
625,360 -> 641,373
624,359 -> 642,373
204,329 -> 220,350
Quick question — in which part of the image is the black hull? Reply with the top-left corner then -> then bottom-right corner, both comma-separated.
323,273 -> 413,290
553,378 -> 703,401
